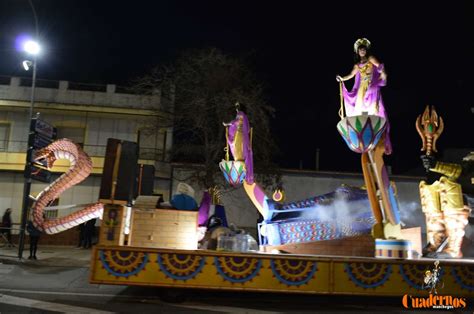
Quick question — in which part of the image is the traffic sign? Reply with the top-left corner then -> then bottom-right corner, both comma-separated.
26,116 -> 57,183
33,134 -> 53,149
30,118 -> 57,139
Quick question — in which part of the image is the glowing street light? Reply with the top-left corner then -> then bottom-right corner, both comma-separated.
22,40 -> 40,124
23,40 -> 40,55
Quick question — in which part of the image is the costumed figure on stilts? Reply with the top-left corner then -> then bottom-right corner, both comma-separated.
416,105 -> 472,258
219,102 -> 254,187
337,37 -> 392,154
336,38 -> 402,241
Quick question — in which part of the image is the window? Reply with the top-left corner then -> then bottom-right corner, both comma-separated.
56,127 -> 85,147
0,123 -> 10,151
157,129 -> 167,161
137,129 -> 167,161
44,199 -> 59,219
137,129 -> 156,160
27,198 -> 59,218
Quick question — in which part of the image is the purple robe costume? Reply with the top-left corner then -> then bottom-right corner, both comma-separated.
342,62 -> 392,154
227,111 -> 254,184
197,191 -> 211,226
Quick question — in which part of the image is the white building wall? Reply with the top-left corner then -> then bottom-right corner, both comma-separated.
2,107 -> 162,155
0,78 -> 163,110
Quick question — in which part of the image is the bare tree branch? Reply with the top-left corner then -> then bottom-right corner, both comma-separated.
133,48 -> 281,188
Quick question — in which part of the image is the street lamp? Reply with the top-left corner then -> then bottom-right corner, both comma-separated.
18,38 -> 40,260
23,40 -> 40,55
22,39 -> 40,122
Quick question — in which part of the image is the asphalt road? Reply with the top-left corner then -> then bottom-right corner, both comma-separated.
1,256 -> 473,313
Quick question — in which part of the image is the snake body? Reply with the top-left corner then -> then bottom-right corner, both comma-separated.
32,139 -> 104,234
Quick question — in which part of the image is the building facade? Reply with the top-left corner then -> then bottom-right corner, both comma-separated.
0,76 -> 173,230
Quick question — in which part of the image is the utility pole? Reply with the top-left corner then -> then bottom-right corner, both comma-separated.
18,0 -> 40,260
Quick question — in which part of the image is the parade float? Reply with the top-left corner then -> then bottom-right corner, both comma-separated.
27,39 -> 470,296
85,104 -> 473,298
30,109 -> 472,298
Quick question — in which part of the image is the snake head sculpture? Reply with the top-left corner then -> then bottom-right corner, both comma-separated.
34,146 -> 57,169
415,105 -> 444,155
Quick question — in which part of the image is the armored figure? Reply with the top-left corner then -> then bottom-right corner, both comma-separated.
417,106 -> 473,258
420,155 -> 472,258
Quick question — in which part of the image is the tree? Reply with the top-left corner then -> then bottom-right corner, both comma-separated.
133,48 -> 280,189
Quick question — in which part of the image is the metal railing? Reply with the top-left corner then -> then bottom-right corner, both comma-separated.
0,140 -> 167,161
0,75 -> 147,95
19,77 -> 60,89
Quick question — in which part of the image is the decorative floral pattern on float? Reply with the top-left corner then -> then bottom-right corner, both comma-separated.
337,115 -> 386,154
452,265 -> 474,291
99,250 -> 149,278
270,259 -> 318,286
219,160 -> 246,186
157,253 -> 205,281
345,262 -> 391,288
214,256 -> 262,283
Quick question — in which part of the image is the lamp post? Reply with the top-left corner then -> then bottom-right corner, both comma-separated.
18,39 -> 40,260
24,40 -> 39,120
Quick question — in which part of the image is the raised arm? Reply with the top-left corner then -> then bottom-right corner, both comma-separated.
336,65 -> 358,82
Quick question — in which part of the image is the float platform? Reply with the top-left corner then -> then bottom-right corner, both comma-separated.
90,245 -> 474,297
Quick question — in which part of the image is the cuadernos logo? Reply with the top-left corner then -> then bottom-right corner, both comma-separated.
402,294 -> 467,310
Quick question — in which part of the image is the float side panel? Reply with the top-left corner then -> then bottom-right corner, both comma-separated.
90,247 -> 474,297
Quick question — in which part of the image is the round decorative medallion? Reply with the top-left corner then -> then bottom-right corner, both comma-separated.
452,265 -> 474,291
270,259 -> 317,286
345,262 -> 391,288
157,253 -> 205,281
214,256 -> 262,283
99,250 -> 148,278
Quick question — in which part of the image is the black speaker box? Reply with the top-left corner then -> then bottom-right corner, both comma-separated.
99,138 -> 139,204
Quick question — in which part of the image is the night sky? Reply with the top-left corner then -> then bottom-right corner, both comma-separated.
1,1 -> 472,173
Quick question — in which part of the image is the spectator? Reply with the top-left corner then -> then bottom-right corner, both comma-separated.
77,222 -> 86,249
26,220 -> 42,260
83,218 -> 96,249
1,208 -> 13,247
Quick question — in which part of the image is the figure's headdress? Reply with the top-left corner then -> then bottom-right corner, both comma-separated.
354,38 -> 371,53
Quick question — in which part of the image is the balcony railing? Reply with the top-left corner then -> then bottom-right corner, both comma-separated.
0,141 -> 167,161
